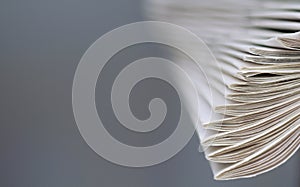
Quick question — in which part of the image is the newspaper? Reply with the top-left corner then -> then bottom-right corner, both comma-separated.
145,0 -> 300,180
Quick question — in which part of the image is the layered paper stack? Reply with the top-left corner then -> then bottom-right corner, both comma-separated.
144,0 -> 300,180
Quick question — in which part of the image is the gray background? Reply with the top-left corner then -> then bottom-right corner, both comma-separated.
0,0 -> 299,186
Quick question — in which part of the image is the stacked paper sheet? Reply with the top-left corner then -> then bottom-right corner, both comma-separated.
144,0 -> 300,180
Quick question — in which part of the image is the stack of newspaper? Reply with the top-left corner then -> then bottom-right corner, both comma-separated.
144,0 -> 300,180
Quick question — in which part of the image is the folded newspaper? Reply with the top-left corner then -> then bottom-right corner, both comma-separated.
144,0 -> 300,180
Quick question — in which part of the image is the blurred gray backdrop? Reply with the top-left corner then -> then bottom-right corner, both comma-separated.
0,0 -> 299,186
